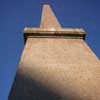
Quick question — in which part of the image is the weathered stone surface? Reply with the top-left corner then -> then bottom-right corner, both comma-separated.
9,38 -> 100,100
9,4 -> 100,100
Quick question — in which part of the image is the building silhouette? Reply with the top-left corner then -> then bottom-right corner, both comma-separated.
9,4 -> 100,100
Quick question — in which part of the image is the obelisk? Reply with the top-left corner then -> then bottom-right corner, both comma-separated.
9,4 -> 100,100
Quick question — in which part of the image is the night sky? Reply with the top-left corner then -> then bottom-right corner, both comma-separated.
0,0 -> 100,100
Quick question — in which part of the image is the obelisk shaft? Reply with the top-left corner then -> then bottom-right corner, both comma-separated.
9,4 -> 100,100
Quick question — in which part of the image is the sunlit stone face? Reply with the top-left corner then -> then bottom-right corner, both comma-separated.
9,38 -> 100,100
50,28 -> 56,31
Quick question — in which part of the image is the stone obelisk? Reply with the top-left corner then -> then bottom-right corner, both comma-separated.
9,4 -> 100,100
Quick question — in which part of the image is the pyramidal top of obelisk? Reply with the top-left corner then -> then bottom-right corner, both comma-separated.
40,4 -> 61,29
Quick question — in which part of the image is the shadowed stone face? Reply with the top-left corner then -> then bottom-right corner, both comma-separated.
9,4 -> 100,100
9,71 -> 62,100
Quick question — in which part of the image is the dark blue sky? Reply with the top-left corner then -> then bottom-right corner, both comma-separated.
0,0 -> 100,100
